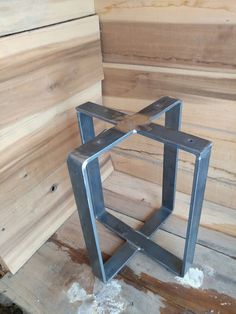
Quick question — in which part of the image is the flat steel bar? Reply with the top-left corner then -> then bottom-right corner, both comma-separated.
181,150 -> 211,275
76,97 -> 181,129
138,123 -> 212,155
104,240 -> 138,281
76,102 -> 126,124
75,127 -> 134,163
100,211 -> 182,275
77,113 -> 105,218
138,96 -> 181,121
77,112 -> 96,144
139,206 -> 171,235
67,154 -> 106,282
104,206 -> 172,279
162,102 -> 182,211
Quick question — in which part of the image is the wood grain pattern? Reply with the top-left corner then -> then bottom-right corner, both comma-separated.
101,22 -> 236,71
0,159 -> 113,274
102,65 -> 236,209
96,0 -> 236,25
0,84 -> 104,210
110,144 -> 236,210
97,0 -> 236,71
104,63 -> 236,102
97,0 -> 236,213
103,171 -> 236,237
0,15 -> 106,273
0,0 -> 95,36
0,194 -> 235,313
0,16 -> 103,131
116,152 -> 235,208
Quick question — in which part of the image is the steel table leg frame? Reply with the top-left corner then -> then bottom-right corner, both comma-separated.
67,97 -> 212,283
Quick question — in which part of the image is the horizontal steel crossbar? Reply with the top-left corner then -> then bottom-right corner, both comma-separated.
104,205 -> 171,279
67,96 -> 212,282
99,211 -> 182,274
76,101 -> 211,158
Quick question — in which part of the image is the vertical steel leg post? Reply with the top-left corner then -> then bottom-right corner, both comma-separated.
162,102 -> 182,211
77,112 -> 105,218
67,112 -> 106,281
182,149 -> 211,275
67,154 -> 106,281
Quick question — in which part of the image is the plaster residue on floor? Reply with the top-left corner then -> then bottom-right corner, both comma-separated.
67,278 -> 165,314
67,279 -> 127,314
175,267 -> 204,288
67,282 -> 92,303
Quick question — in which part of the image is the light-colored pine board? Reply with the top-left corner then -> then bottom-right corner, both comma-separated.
0,83 -> 104,210
102,63 -> 236,187
0,16 -> 103,131
95,0 -> 236,25
0,158 -> 113,275
0,0 -> 95,36
102,63 -> 236,209
103,97 -> 236,209
112,129 -> 236,187
101,21 -> 236,71
97,1 -> 236,71
103,171 -> 236,237
110,145 -> 236,210
103,62 -> 236,106
0,15 -> 106,274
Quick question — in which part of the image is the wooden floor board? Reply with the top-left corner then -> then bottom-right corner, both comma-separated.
0,171 -> 235,313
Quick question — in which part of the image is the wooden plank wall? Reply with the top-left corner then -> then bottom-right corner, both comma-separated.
0,1 -> 111,274
95,1 -> 236,214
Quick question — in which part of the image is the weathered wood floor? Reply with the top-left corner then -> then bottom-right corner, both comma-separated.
0,171 -> 235,313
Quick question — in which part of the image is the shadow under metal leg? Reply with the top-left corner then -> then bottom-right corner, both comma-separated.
67,97 -> 212,283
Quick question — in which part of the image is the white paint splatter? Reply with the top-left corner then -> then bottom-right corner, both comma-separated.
94,280 -> 126,314
175,267 -> 204,288
67,282 -> 92,303
67,280 -> 127,314
203,265 -> 215,277
78,298 -> 98,314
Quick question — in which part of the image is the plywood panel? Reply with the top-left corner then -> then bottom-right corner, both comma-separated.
0,0 -> 95,36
